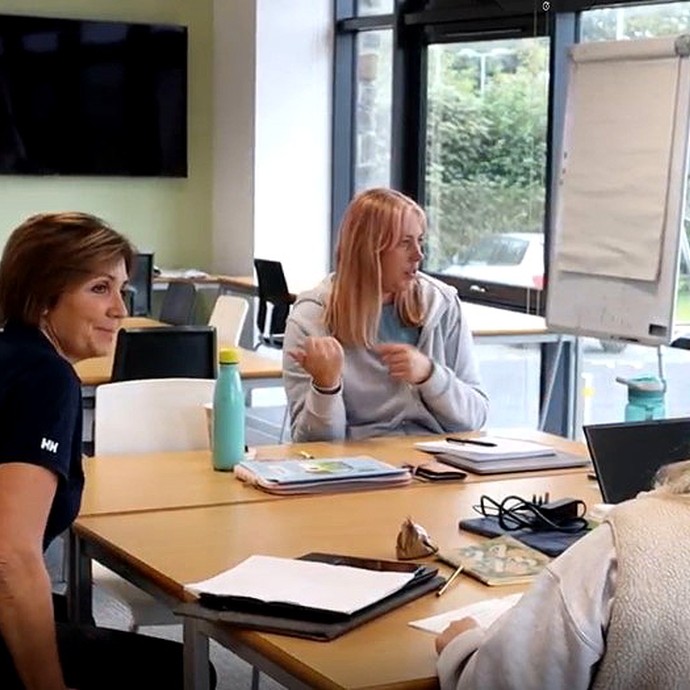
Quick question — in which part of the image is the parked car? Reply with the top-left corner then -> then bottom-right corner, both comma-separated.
441,232 -> 544,290
440,232 -> 631,353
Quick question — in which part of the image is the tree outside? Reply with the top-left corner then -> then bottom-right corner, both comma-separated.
424,38 -> 549,274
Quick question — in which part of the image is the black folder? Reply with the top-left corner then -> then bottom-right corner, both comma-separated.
175,552 -> 443,641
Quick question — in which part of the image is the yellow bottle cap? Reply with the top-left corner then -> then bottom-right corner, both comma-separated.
218,347 -> 239,364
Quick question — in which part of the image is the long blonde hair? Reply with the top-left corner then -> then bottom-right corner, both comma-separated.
325,188 -> 425,347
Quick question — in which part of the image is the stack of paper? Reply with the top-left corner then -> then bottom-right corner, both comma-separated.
186,555 -> 415,615
233,456 -> 411,494
414,437 -> 587,475
414,437 -> 556,461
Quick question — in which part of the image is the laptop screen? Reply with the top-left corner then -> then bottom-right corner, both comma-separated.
583,417 -> 690,504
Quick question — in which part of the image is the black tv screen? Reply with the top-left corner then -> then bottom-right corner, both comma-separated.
0,15 -> 187,177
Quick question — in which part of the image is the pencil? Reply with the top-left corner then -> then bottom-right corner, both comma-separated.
298,451 -> 315,459
436,564 -> 464,597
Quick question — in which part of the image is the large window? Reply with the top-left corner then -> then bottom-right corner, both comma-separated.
354,30 -> 393,191
333,1 -> 690,437
356,0 -> 394,17
425,37 -> 549,292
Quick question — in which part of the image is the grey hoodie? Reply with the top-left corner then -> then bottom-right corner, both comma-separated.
282,272 -> 489,442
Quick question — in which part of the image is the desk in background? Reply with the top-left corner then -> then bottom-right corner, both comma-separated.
152,273 -> 556,342
72,468 -> 599,690
218,275 -> 560,342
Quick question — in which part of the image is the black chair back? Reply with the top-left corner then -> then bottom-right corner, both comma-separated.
159,282 -> 197,325
253,259 -> 295,348
111,326 -> 217,382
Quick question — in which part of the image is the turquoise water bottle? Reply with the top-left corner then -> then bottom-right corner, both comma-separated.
212,347 -> 245,471
616,376 -> 666,422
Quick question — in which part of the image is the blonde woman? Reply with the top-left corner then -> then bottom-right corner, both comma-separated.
436,460 -> 690,689
283,188 -> 489,442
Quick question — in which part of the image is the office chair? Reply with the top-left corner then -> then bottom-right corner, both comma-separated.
253,258 -> 295,349
159,281 -> 197,325
93,378 -> 215,630
111,326 -> 217,382
208,294 -> 249,348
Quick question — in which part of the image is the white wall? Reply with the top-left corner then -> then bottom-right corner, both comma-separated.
212,0 -> 257,278
212,0 -> 332,291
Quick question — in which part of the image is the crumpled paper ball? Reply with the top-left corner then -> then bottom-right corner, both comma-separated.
396,516 -> 439,560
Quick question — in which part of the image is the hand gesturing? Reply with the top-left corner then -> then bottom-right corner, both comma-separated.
289,336 -> 344,389
374,343 -> 432,384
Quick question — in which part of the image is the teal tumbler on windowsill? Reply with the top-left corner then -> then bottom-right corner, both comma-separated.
616,375 -> 666,422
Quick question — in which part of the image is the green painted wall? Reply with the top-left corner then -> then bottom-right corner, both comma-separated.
0,0 -> 213,268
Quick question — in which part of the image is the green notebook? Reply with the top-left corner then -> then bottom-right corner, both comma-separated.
438,535 -> 551,586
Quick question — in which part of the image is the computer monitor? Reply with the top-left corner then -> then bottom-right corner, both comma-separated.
128,252 -> 154,316
583,417 -> 690,503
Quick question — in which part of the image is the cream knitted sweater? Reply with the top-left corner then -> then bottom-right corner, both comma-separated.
593,493 -> 690,689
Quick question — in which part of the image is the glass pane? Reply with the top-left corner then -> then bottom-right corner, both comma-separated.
354,30 -> 393,192
577,3 -> 690,430
356,0 -> 394,16
580,2 -> 690,43
424,37 -> 549,290
577,341 -> 690,435
477,344 -> 540,428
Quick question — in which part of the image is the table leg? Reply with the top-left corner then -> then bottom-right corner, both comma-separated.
66,528 -> 93,624
183,618 -> 210,690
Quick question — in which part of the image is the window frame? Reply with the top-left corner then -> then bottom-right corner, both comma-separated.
332,0 -> 685,437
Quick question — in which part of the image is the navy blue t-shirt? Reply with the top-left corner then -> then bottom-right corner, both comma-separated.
0,321 -> 84,550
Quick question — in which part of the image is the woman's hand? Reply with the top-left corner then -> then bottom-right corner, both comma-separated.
435,618 -> 479,654
374,343 -> 432,384
289,336 -> 344,389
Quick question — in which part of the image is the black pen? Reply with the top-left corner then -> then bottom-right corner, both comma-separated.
445,437 -> 497,447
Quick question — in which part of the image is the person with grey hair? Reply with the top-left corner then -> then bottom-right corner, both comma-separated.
436,460 -> 690,689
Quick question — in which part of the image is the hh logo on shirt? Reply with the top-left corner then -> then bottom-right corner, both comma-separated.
41,437 -> 59,453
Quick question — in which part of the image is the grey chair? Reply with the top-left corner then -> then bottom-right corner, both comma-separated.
159,281 -> 197,325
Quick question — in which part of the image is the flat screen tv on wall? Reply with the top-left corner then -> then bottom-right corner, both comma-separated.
0,15 -> 187,177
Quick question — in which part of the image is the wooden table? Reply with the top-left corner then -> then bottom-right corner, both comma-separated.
72,470 -> 600,690
78,431 -> 588,518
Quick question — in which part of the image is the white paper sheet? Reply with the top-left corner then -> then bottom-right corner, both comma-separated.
409,593 -> 522,634
186,555 -> 415,614
556,56 -> 676,281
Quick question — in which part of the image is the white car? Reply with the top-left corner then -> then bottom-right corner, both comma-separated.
441,232 -> 544,290
441,232 -> 631,353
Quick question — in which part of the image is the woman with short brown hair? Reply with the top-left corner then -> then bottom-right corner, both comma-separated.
0,212 -> 213,689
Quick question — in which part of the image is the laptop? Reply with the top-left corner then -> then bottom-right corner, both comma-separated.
583,417 -> 690,504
